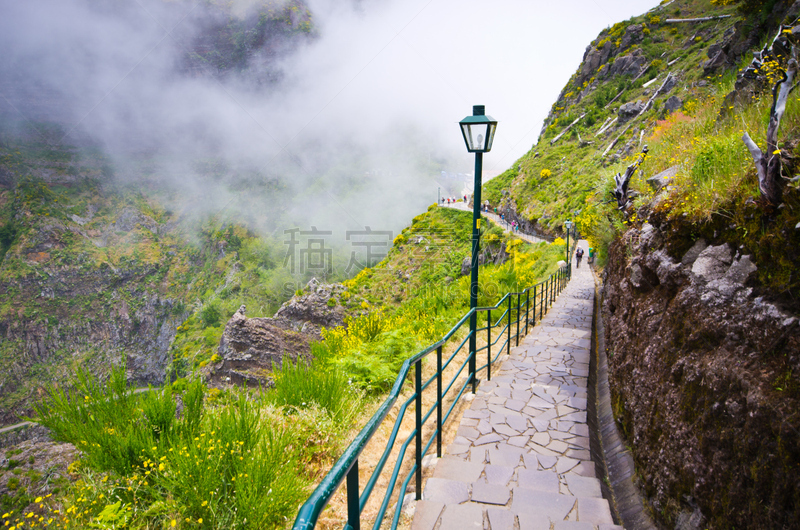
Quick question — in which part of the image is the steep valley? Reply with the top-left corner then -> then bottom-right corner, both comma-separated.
2,0 -> 800,528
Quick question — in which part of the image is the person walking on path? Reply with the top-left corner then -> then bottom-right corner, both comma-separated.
575,246 -> 584,268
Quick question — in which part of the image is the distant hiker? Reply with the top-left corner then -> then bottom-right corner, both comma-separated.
464,195 -> 467,202
576,247 -> 584,268
447,197 -> 450,204
494,207 -> 497,214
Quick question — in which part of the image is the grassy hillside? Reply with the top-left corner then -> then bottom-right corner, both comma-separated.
484,0 -> 800,526
2,206 -> 569,529
487,0 -> 800,302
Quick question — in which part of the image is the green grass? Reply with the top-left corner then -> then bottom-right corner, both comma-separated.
267,359 -> 361,424
315,207 -> 569,392
24,361 -> 360,529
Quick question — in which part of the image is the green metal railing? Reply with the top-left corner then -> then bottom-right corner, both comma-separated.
292,257 -> 576,530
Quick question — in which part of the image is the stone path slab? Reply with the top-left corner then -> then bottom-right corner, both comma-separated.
412,241 -> 623,530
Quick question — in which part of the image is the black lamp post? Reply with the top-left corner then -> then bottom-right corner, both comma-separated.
564,219 -> 573,279
459,105 -> 497,391
564,220 -> 572,261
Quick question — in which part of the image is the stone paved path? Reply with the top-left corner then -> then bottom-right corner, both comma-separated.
412,241 -> 622,530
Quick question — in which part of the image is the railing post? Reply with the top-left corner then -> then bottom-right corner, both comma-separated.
470,328 -> 478,394
506,296 -> 511,355
544,278 -> 549,314
347,462 -> 360,530
436,345 -> 442,457
487,310 -> 492,381
539,282 -> 543,321
415,359 -> 422,500
515,293 -> 520,346
525,290 -> 530,336
544,278 -> 549,315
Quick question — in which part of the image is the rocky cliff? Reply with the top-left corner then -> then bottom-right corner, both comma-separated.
486,0 -> 800,526
601,210 -> 800,526
208,279 -> 364,386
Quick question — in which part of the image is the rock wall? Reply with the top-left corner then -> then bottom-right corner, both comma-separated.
496,194 -> 553,241
602,223 -> 800,528
0,264 -> 182,425
210,279 -> 357,387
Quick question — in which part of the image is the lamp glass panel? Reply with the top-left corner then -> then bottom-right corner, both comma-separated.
485,123 -> 497,151
460,123 -> 474,151
464,123 -> 490,151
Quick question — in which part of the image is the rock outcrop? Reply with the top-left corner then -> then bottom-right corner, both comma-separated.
211,278 -> 353,386
602,220 -> 800,527
618,100 -> 646,123
213,304 -> 311,387
271,278 -> 348,338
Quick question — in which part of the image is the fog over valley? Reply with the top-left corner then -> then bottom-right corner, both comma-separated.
0,0 -> 659,238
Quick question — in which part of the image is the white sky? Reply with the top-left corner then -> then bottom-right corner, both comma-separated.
298,0 -> 663,173
0,0 -> 662,229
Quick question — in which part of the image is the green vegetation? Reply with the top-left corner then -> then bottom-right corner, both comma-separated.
570,69 -> 800,297
23,364 -> 360,529
487,0 -> 800,301
316,206 -> 569,392
486,0 -> 741,235
14,205 -> 567,528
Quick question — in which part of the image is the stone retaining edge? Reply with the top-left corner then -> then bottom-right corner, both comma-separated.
587,270 -> 658,530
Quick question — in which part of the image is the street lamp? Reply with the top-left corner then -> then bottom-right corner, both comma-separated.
564,220 -> 572,262
459,105 -> 497,392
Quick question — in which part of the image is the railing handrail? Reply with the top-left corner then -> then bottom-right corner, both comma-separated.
292,254 -> 578,530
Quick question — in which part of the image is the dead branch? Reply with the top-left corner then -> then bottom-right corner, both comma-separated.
741,25 -> 799,205
638,72 -> 674,118
605,88 -> 627,109
665,15 -> 731,23
632,61 -> 654,83
611,146 -> 649,210
602,124 -> 632,157
595,116 -> 617,137
550,113 -> 586,145
605,66 -> 655,108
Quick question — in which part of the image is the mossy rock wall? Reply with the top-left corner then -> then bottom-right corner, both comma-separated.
602,221 -> 800,528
